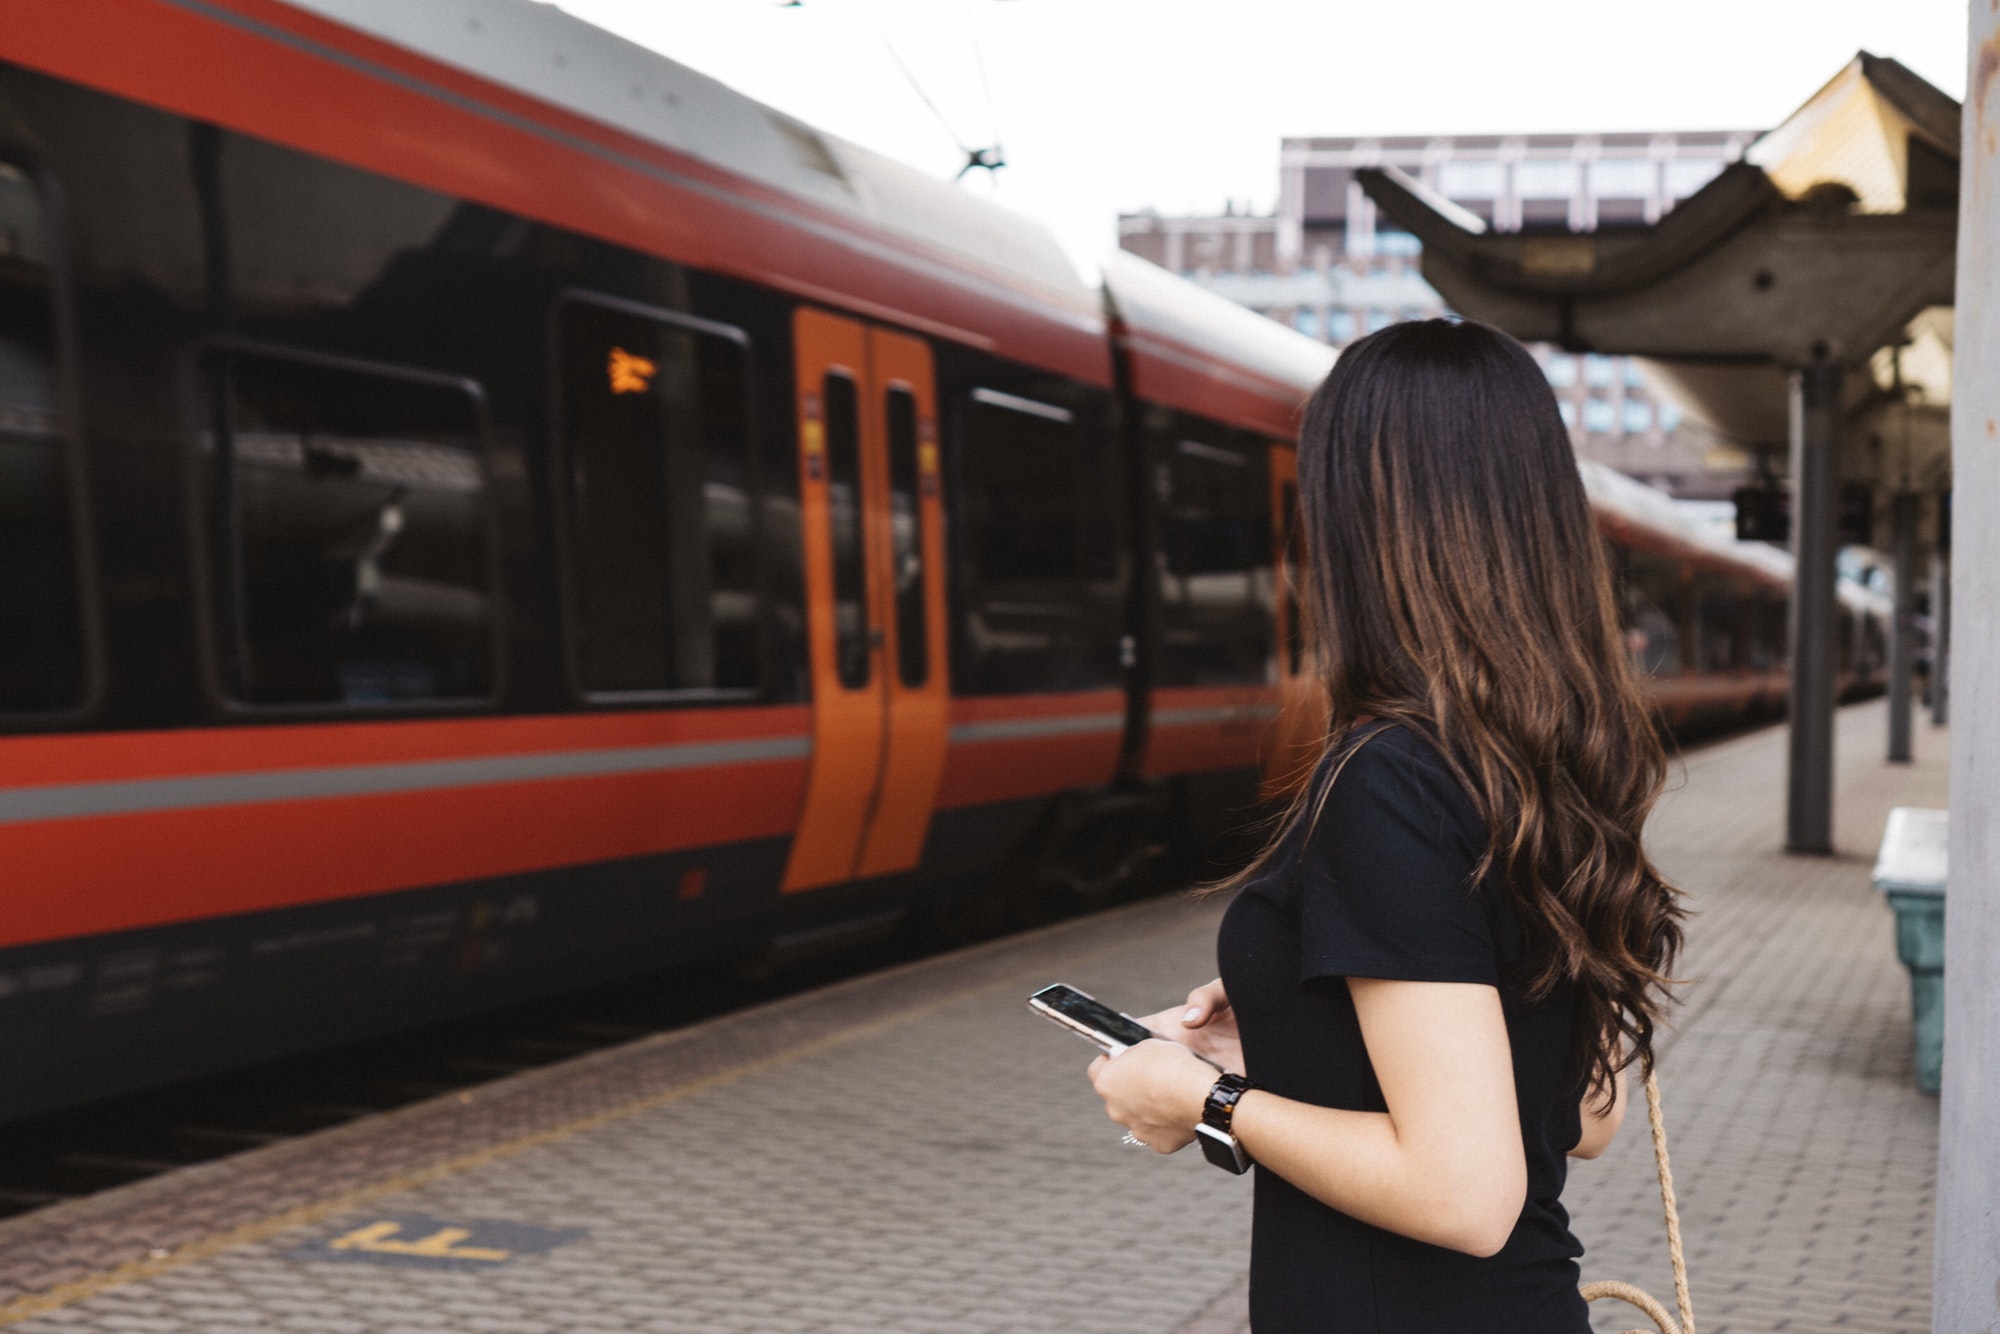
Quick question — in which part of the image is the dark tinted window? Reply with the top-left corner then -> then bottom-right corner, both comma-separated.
1749,589 -> 1787,671
956,385 -> 1121,693
1154,423 -> 1273,686
885,386 -> 927,689
206,345 -> 495,706
0,163 -> 86,714
557,295 -> 758,696
1279,480 -> 1304,675
1860,607 -> 1886,675
1692,572 -> 1740,672
965,389 -> 1085,583
1619,547 -> 1684,675
822,372 -> 869,690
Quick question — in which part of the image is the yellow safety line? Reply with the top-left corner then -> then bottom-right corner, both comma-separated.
0,908 -> 1211,1327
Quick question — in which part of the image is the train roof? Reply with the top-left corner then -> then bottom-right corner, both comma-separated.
269,0 -> 1110,381
1585,460 -> 1892,614
1100,249 -> 1337,439
1580,459 -> 1793,586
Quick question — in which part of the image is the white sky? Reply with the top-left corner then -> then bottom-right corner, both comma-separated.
550,0 -> 1969,267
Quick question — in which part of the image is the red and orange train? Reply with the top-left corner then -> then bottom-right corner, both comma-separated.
0,0 -> 1881,1120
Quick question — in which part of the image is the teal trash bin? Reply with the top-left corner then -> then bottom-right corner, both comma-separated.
1873,807 -> 1948,1095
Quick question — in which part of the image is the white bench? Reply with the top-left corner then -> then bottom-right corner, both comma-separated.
1873,806 -> 1948,1093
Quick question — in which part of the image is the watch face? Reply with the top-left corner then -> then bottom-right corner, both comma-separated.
1196,1123 -> 1252,1175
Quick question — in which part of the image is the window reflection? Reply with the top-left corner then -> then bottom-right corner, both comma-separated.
556,295 -> 759,697
0,162 -> 85,714
208,345 -> 495,706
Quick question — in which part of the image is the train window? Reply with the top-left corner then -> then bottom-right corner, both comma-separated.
1749,589 -> 1788,670
885,385 -> 928,689
1619,548 -> 1684,675
1860,608 -> 1886,676
821,371 -> 870,690
203,344 -> 497,707
1280,479 -> 1305,676
556,294 -> 759,698
1155,426 -> 1273,686
1692,572 -> 1741,672
964,388 -> 1083,583
957,384 -> 1120,693
0,162 -> 87,716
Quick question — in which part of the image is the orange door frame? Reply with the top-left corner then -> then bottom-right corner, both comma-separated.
783,309 -> 949,890
854,328 -> 950,877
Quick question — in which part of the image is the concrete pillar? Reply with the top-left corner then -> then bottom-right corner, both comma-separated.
1888,491 -> 1918,763
1934,2 -> 1999,1323
1785,360 -> 1841,854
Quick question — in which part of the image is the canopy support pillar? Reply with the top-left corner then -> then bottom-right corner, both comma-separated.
1930,533 -> 1949,726
1785,360 -> 1840,854
1888,491 -> 1919,763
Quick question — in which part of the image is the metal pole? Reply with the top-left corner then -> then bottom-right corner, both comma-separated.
1935,1 -> 1998,1321
1785,360 -> 1840,854
1888,492 -> 1917,763
1931,523 -> 1949,727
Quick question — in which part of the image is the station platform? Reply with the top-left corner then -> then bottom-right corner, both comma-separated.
0,699 -> 1946,1334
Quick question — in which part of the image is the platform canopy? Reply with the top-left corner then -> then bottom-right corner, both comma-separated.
1358,53 -> 1962,854
1357,53 -> 1956,480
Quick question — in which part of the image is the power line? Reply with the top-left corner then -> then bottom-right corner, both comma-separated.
958,0 -> 1006,175
788,0 -> 1005,178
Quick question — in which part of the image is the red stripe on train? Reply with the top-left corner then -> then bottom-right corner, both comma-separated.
1140,684 -> 1280,779
0,705 -> 811,787
0,757 -> 807,950
935,690 -> 1125,810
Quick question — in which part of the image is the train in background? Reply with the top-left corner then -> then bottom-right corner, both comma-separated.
0,0 -> 1885,1121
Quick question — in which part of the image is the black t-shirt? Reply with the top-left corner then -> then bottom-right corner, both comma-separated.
1216,724 -> 1590,1333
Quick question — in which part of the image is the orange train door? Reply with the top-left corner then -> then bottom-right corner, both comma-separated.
783,309 -> 950,891
1263,443 -> 1324,798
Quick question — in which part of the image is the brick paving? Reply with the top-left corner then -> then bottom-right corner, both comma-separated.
0,701 -> 1946,1332
1566,702 -> 1946,1334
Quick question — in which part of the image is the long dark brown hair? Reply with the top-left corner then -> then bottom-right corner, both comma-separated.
1245,318 -> 1684,1101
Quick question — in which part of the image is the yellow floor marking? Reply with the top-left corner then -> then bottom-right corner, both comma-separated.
327,1221 -> 510,1262
0,905 -> 1214,1328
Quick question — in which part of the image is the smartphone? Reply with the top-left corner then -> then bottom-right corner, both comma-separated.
1027,983 -> 1159,1056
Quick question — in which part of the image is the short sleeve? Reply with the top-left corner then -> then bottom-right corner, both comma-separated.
1295,730 -> 1498,987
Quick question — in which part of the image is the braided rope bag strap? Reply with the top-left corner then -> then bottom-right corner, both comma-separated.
1579,1070 -> 1695,1334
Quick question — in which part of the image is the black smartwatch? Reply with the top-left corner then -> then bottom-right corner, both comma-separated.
1196,1072 -> 1254,1174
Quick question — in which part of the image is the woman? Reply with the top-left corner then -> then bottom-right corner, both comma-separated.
1087,319 -> 1684,1332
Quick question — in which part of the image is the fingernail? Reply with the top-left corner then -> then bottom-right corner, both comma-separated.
1183,1008 -> 1201,1023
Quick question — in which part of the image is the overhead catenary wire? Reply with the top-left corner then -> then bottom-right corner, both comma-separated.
789,0 -> 1005,178
958,0 -> 1006,175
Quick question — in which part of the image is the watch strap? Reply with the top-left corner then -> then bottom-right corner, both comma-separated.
1202,1073 -> 1252,1135
1198,1074 -> 1254,1174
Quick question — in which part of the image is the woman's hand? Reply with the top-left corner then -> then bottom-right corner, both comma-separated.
1134,979 -> 1244,1076
1086,1039 -> 1218,1155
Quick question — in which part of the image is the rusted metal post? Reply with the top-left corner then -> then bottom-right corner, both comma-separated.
1888,491 -> 1917,763
1785,359 -> 1840,854
1935,5 -> 1998,1326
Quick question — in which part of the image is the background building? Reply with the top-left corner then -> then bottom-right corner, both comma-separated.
1120,130 -> 1763,498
